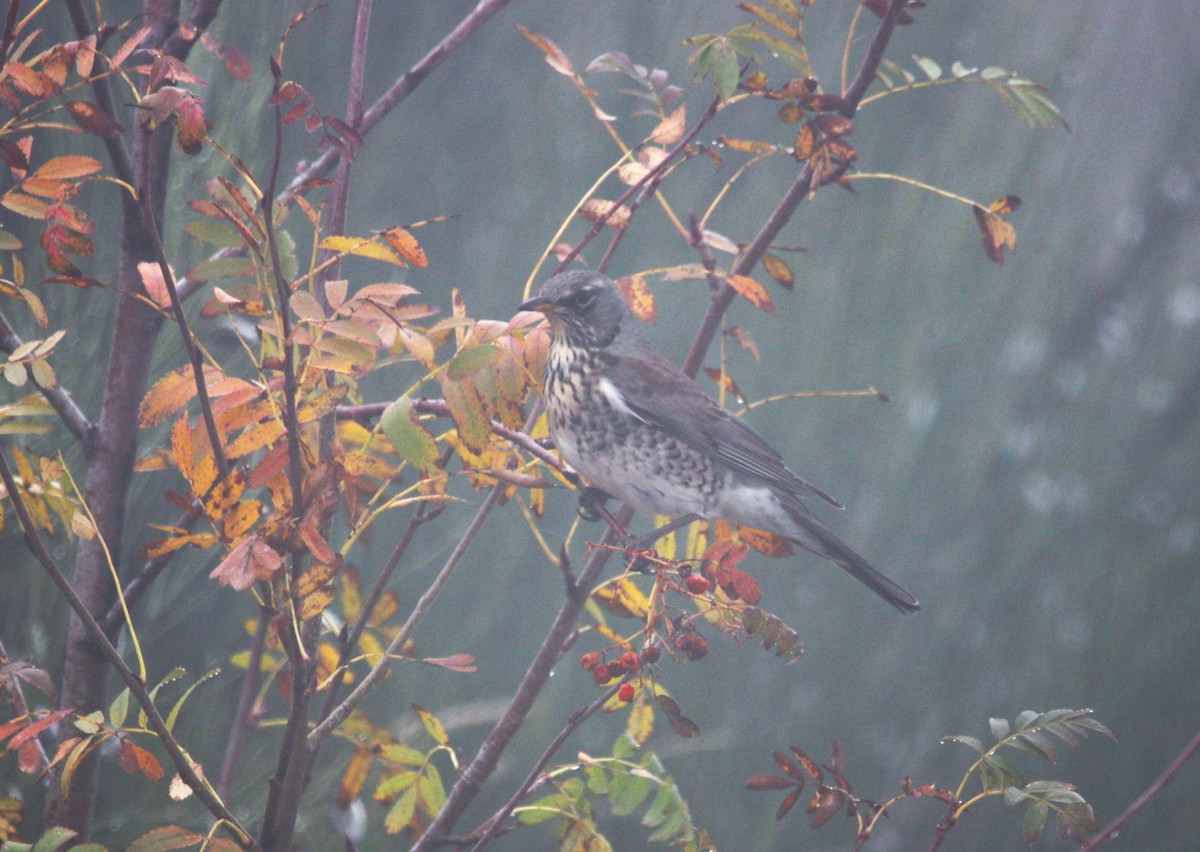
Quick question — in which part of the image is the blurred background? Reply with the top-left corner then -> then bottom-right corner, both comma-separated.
3,1 -> 1199,849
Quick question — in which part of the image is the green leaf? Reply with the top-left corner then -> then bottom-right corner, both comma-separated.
585,765 -> 609,795
380,743 -> 425,766
108,689 -> 130,728
1014,709 -> 1039,729
517,793 -> 566,825
711,45 -> 740,101
942,734 -> 984,753
186,256 -> 256,282
374,770 -> 418,801
609,767 -> 650,816
1022,799 -> 1048,846
165,667 -> 221,732
0,231 -> 22,250
447,342 -> 500,380
31,826 -> 80,852
989,716 -> 1011,742
913,56 -> 942,80
383,786 -> 418,834
380,396 -> 441,473
184,219 -> 242,248
140,667 -> 185,728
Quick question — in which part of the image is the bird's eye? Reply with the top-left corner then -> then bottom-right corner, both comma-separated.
567,289 -> 597,310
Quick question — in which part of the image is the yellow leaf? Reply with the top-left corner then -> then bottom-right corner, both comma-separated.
591,577 -> 650,620
338,748 -> 373,808
34,155 -> 103,180
626,690 -> 655,744
412,704 -> 449,745
580,199 -> 631,229
139,368 -> 197,427
616,275 -> 656,324
319,235 -> 407,266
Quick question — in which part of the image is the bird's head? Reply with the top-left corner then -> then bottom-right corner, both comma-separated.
518,270 -> 629,349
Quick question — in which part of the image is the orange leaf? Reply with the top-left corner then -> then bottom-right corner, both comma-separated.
137,260 -> 173,308
793,121 -> 815,159
761,251 -> 795,290
973,203 -> 1018,264
515,26 -> 574,76
616,274 -> 657,324
338,747 -> 373,808
737,526 -> 795,558
725,274 -> 776,315
34,156 -> 102,180
139,368 -> 197,427
381,226 -> 429,268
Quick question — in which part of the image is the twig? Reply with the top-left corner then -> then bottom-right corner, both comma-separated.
0,635 -> 51,776
307,483 -> 507,749
138,152 -> 231,479
0,311 -> 94,448
471,683 -> 623,850
0,446 -> 259,849
1082,729 -> 1200,850
680,0 -> 906,381
411,510 -> 629,851
216,604 -> 270,800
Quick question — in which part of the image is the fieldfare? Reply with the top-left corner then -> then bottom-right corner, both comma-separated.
518,269 -> 919,613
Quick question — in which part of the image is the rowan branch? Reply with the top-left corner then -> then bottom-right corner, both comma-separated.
0,445 -> 258,850
0,311 -> 93,448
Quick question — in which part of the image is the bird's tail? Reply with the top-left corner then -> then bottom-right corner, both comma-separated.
781,497 -> 920,613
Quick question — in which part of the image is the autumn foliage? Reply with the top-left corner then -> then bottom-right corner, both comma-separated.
0,3 -> 1105,851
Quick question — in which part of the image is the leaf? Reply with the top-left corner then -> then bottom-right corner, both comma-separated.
616,274 -> 657,324
761,252 -> 795,289
590,577 -> 650,619
775,785 -> 804,821
319,235 -> 407,266
650,105 -> 686,145
338,747 -> 372,808
746,774 -> 797,791
126,825 -> 205,852
381,226 -> 428,267
990,716 -> 1012,742
580,199 -> 631,228
380,396 -> 441,473
725,274 -> 776,314
973,203 -> 1018,264
655,693 -> 700,738
412,704 -> 448,745
516,26 -> 574,76
383,787 -> 418,834
447,342 -> 501,379
1023,799 -> 1049,846
441,374 -> 490,455
209,536 -> 283,590
626,691 -> 655,745
420,654 -> 477,673
34,156 -> 102,180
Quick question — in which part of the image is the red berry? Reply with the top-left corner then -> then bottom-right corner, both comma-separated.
605,661 -> 626,681
641,645 -> 661,664
617,682 -> 635,702
593,666 -> 613,685
618,650 -> 640,671
580,652 -> 600,671
685,575 -> 711,594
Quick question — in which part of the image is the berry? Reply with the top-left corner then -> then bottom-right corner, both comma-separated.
641,645 -> 661,664
593,666 -> 613,685
580,652 -> 600,671
675,631 -> 709,661
617,682 -> 635,702
605,661 -> 626,681
685,575 -> 711,594
618,650 -> 640,671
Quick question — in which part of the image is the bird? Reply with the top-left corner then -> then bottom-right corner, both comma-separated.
517,269 -> 920,613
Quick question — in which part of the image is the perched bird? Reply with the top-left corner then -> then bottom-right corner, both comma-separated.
518,269 -> 919,613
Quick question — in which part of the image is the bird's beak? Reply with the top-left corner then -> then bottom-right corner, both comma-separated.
517,296 -> 554,314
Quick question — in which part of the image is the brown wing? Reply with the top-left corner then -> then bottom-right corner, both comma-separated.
602,352 -> 843,509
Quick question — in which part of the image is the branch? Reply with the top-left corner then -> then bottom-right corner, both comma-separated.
0,635 -> 51,776
216,603 -> 270,800
679,0 -> 909,380
470,682 -> 623,850
0,446 -> 258,849
1082,729 -> 1200,850
0,311 -> 93,448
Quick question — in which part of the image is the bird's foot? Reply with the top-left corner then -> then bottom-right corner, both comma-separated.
577,486 -> 612,522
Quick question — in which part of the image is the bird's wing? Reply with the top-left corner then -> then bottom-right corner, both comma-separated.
603,352 -> 843,509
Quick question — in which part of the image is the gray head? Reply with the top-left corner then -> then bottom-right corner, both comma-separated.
517,270 -> 633,349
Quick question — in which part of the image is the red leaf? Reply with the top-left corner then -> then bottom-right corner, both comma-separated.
776,785 -> 804,821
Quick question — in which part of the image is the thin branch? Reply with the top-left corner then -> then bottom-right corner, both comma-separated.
471,683 -> 623,850
0,635 -> 51,776
138,153 -> 231,479
164,0 -> 226,59
1082,730 -> 1200,850
216,603 -> 270,800
412,511 -> 629,851
0,446 -> 258,850
680,0 -> 907,380
307,483 -> 508,749
0,311 -> 93,448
